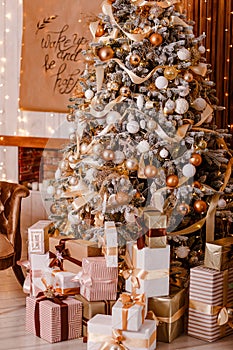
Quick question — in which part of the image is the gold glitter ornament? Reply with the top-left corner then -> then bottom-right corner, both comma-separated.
164,66 -> 178,80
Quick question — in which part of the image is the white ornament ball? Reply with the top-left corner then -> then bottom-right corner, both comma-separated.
47,185 -> 55,195
192,97 -> 207,111
182,163 -> 196,177
113,150 -> 125,164
140,120 -> 146,129
159,148 -> 169,158
175,98 -> 189,114
127,120 -> 140,134
179,86 -> 190,97
137,95 -> 144,110
136,140 -> 150,154
155,76 -> 168,89
84,89 -> 94,100
80,142 -> 89,154
177,48 -> 191,61
164,99 -> 176,114
106,110 -> 122,124
92,143 -> 104,155
175,246 -> 190,259
147,119 -> 157,131
198,45 -> 206,54
217,198 -> 227,208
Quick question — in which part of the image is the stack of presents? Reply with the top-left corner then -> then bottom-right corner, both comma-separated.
21,213 -> 233,347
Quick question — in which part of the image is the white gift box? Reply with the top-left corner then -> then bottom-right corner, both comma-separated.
29,252 -> 52,297
53,271 -> 80,295
103,221 -> 118,267
87,314 -> 157,350
112,293 -> 146,331
125,244 -> 170,298
28,220 -> 53,254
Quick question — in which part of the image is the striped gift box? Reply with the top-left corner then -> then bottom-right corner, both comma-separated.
80,279 -> 117,302
82,257 -> 118,280
26,296 -> 82,343
188,266 -> 233,342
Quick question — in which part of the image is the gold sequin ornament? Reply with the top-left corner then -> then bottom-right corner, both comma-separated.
164,66 -> 178,80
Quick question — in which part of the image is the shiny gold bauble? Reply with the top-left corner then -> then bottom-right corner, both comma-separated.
116,191 -> 129,205
193,181 -> 202,189
177,202 -> 190,215
95,24 -> 105,37
98,46 -> 114,61
183,71 -> 194,82
120,86 -> 131,97
164,66 -> 178,80
129,54 -> 141,66
197,140 -> 208,150
149,33 -> 163,46
189,153 -> 202,167
102,149 -> 115,161
125,157 -> 138,171
193,199 -> 207,213
166,174 -> 179,188
144,165 -> 158,178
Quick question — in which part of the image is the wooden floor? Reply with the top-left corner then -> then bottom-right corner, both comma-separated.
1,269 -> 233,350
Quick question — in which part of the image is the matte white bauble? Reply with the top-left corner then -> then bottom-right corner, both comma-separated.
84,89 -> 94,100
192,97 -> 207,111
177,47 -> 191,61
140,120 -> 146,129
182,163 -> 196,177
147,119 -> 157,130
92,143 -> 104,155
159,148 -> 169,158
136,140 -> 150,153
137,95 -> 144,110
179,86 -> 190,97
113,150 -> 125,164
198,45 -> 206,54
175,98 -> 189,114
106,110 -> 122,124
80,142 -> 89,154
164,99 -> 176,114
217,198 -> 227,208
125,157 -> 138,171
155,76 -> 168,89
47,185 -> 55,195
127,120 -> 140,134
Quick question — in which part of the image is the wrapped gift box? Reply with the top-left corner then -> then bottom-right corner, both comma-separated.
29,252 -> 52,297
125,244 -> 170,297
87,314 -> 157,350
188,266 -> 233,342
26,295 -> 82,343
75,294 -> 115,338
82,256 -> 118,280
53,271 -> 80,295
28,220 -> 53,254
80,280 -> 117,302
103,221 -> 118,267
148,286 -> 187,342
144,210 -> 167,248
49,236 -> 102,274
204,237 -> 233,271
112,293 -> 146,331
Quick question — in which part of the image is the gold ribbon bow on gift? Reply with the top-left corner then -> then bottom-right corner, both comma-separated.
99,329 -> 127,350
120,250 -> 141,293
217,306 -> 233,328
120,293 -> 146,330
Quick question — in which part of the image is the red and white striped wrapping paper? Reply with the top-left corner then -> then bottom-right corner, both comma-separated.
188,266 -> 233,342
82,256 -> 118,280
80,279 -> 117,301
26,296 -> 82,343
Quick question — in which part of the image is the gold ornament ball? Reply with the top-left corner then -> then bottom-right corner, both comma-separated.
120,86 -> 131,97
193,181 -> 202,189
95,24 -> 105,37
102,149 -> 115,161
98,46 -> 114,61
164,66 -> 178,80
125,157 -> 138,171
177,203 -> 190,215
144,165 -> 158,178
197,140 -> 208,150
149,33 -> 163,46
116,191 -> 129,205
129,54 -> 141,66
189,153 -> 202,167
166,174 -> 179,188
193,199 -> 207,214
183,71 -> 193,82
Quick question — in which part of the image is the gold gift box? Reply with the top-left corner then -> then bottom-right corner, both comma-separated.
75,294 -> 115,338
147,286 -> 187,343
143,210 -> 167,248
204,237 -> 233,271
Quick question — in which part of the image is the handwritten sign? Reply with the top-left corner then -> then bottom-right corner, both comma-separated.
19,0 -> 103,113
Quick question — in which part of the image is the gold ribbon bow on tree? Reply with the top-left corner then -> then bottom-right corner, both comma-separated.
99,329 -> 128,350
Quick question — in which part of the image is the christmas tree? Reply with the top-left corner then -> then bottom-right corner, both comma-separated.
46,0 -> 233,279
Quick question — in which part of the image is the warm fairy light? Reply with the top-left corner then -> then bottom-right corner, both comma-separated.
5,13 -> 12,20
206,17 -> 211,21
